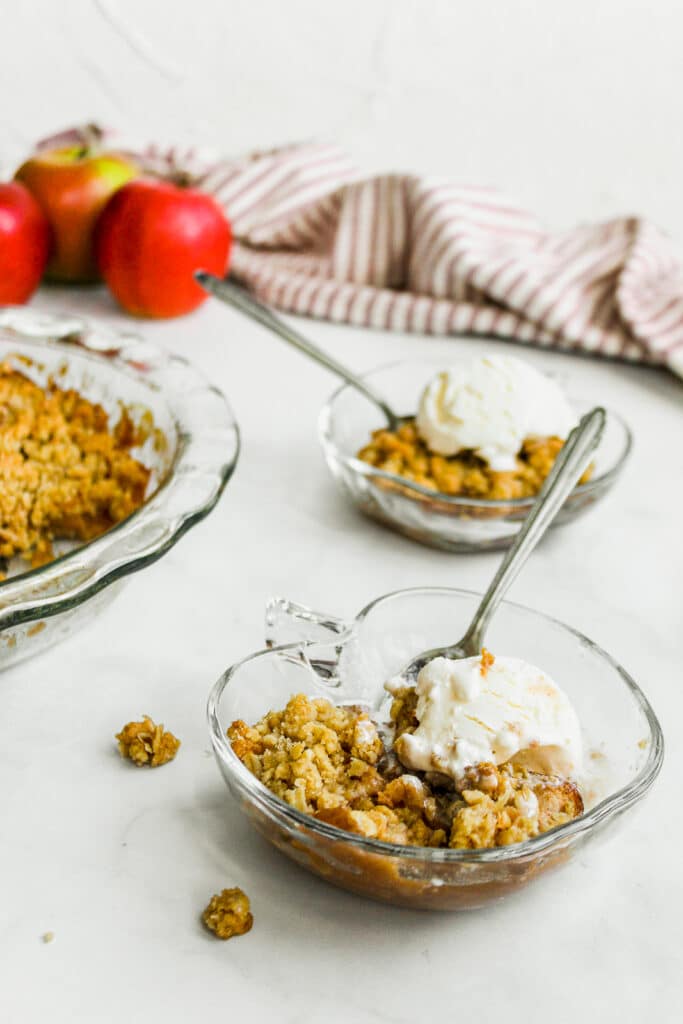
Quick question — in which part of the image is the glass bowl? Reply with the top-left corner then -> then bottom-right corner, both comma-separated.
0,306 -> 240,669
319,360 -> 632,552
208,587 -> 663,911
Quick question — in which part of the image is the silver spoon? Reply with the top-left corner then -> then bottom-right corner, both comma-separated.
395,404 -> 605,684
196,270 -> 605,682
195,271 -> 404,429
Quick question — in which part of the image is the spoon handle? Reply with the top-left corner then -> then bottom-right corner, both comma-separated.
455,406 -> 606,657
195,272 -> 399,428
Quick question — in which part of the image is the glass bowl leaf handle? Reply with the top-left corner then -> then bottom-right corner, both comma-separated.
265,597 -> 351,647
265,597 -> 352,690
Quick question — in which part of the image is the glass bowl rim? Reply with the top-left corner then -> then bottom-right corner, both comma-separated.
0,307 -> 241,631
318,358 -> 633,509
207,584 -> 664,865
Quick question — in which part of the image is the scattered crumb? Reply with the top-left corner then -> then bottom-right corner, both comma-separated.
26,622 -> 46,638
42,931 -> 55,944
590,749 -> 605,761
480,648 -> 495,676
202,888 -> 253,940
116,716 -> 180,767
638,738 -> 648,750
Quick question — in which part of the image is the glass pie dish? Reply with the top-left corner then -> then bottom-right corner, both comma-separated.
319,360 -> 632,552
0,306 -> 239,669
208,587 -> 663,911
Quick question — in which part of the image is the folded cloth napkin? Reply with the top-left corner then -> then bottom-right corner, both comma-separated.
38,127 -> 683,377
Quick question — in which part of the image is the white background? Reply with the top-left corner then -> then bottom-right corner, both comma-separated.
1,3 -> 682,1023
3,0 -> 683,241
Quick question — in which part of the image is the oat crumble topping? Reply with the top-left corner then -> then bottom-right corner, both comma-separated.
480,648 -> 495,676
116,716 -> 180,767
357,420 -> 592,500
202,888 -> 253,939
229,692 -> 583,850
0,363 -> 150,570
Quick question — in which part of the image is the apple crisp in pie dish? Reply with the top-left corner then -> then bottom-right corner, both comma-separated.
0,308 -> 239,670
0,361 -> 150,572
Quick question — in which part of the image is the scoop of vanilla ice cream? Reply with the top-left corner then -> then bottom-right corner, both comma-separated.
392,654 -> 583,781
415,355 -> 577,470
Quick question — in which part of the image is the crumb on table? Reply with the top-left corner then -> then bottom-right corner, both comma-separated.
41,931 -> 55,944
202,888 -> 253,940
116,716 -> 180,767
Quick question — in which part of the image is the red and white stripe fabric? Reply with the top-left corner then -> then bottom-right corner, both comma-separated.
37,128 -> 683,376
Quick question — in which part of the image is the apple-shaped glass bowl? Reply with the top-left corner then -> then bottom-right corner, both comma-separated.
208,587 -> 662,911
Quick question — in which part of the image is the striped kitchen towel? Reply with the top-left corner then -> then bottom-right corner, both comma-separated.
36,128 -> 683,376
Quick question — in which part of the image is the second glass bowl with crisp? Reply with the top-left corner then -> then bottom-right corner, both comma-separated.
319,359 -> 632,552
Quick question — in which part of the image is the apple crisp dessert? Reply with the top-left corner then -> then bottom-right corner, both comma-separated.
357,421 -> 592,501
0,362 -> 150,571
228,691 -> 583,850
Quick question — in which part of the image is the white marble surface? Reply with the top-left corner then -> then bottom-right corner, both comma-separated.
1,285 -> 681,1023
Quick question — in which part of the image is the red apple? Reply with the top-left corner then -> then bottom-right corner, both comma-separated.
95,179 -> 232,318
0,181 -> 51,303
15,144 -> 138,283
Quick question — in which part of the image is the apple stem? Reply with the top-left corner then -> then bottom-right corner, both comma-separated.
144,164 -> 196,189
77,123 -> 104,159
170,169 -> 195,188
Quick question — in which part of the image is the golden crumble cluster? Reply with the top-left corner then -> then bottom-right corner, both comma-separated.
0,362 -> 151,570
357,420 -> 592,500
449,761 -> 583,849
229,693 -> 583,850
480,647 -> 495,676
202,888 -> 253,940
116,716 -> 181,767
